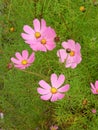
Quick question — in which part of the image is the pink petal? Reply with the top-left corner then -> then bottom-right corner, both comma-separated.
30,43 -> 47,52
45,28 -> 56,40
45,41 -> 56,51
74,54 -> 82,64
23,25 -> 34,34
90,83 -> 95,90
40,93 -> 52,101
51,73 -> 58,87
14,64 -> 26,69
68,39 -> 75,48
21,33 -> 35,41
57,49 -> 67,63
56,93 -> 65,100
62,40 -> 75,50
58,84 -> 70,92
65,62 -> 71,68
95,81 -> 98,89
39,80 -> 51,89
66,53 -> 81,68
28,52 -> 35,63
56,74 -> 65,88
65,56 -> 73,68
51,93 -> 65,102
74,43 -> 82,64
36,44 -> 47,52
91,89 -> 97,94
33,19 -> 40,32
15,52 -> 23,60
41,19 -> 47,32
50,126 -> 58,130
37,87 -> 50,95
30,44 -> 40,51
11,57 -> 20,64
75,43 -> 81,52
25,39 -> 37,45
22,50 -> 29,59
50,94 -> 58,102
71,63 -> 77,68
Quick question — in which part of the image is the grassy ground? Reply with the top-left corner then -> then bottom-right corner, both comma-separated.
1,0 -> 98,130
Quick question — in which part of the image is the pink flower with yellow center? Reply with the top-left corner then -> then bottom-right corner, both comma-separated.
90,80 -> 98,94
57,39 -> 82,68
21,19 -> 56,52
37,73 -> 70,102
11,50 -> 35,69
50,125 -> 58,130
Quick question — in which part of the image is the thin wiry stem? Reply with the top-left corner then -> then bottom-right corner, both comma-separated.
20,69 -> 49,81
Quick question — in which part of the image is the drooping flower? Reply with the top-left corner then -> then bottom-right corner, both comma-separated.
57,39 -> 82,68
21,19 -> 56,52
37,73 -> 70,102
90,80 -> 98,94
11,50 -> 35,69
50,125 -> 58,130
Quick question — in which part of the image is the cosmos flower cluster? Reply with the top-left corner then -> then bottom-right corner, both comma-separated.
11,19 -> 82,70
11,18 -> 97,102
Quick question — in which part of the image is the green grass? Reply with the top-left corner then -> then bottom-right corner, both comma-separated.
1,0 -> 98,129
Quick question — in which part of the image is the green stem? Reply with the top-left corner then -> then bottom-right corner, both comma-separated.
20,69 -> 49,81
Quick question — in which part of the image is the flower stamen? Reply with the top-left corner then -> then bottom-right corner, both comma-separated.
41,39 -> 46,45
21,60 -> 28,65
51,87 -> 57,94
70,51 -> 75,56
96,89 -> 98,93
35,32 -> 41,38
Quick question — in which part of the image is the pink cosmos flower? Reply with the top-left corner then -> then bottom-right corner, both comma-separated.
37,73 -> 70,102
90,80 -> 98,94
50,125 -> 58,130
57,39 -> 82,68
21,19 -> 56,52
11,50 -> 35,69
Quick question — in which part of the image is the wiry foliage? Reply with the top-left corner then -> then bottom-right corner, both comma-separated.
1,0 -> 98,130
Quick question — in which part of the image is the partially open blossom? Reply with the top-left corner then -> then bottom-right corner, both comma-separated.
37,73 -> 70,102
50,125 -> 58,130
7,63 -> 13,69
11,50 -> 35,69
21,19 -> 56,52
90,80 -> 98,94
57,39 -> 82,68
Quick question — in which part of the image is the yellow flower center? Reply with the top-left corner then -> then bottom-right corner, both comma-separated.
35,32 -> 41,38
51,87 -> 57,94
41,39 -> 46,45
70,51 -> 75,56
96,89 -> 98,93
21,60 -> 28,65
